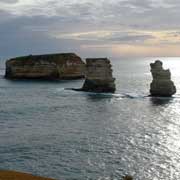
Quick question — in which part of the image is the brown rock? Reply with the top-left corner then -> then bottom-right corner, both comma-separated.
0,170 -> 55,180
5,53 -> 85,80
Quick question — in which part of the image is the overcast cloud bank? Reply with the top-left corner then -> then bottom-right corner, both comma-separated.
1,0 -> 180,58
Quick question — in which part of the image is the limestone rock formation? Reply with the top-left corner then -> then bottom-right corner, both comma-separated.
5,53 -> 85,80
150,60 -> 176,96
81,58 -> 116,93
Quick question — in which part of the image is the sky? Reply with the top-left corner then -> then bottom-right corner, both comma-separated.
1,0 -> 180,59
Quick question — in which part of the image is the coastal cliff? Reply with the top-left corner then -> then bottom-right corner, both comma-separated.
150,60 -> 176,96
5,53 -> 85,80
81,58 -> 116,93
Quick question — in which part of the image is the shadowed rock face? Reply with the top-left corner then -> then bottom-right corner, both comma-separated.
150,60 -> 176,96
81,58 -> 116,93
5,53 -> 85,80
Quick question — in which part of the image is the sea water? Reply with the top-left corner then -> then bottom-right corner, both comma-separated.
0,58 -> 180,180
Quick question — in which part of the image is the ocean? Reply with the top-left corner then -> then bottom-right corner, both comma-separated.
0,58 -> 180,180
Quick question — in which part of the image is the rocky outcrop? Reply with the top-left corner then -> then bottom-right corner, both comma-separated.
80,58 -> 116,93
0,170 -> 55,180
5,53 -> 85,80
150,60 -> 176,96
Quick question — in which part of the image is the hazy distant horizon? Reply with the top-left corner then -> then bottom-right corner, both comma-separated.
1,0 -> 180,59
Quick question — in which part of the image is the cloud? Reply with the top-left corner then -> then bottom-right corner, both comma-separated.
1,0 -> 180,58
106,34 -> 155,43
1,0 -> 180,29
53,30 -> 155,44
0,0 -> 18,3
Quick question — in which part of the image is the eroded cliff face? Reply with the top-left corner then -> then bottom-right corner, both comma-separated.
5,53 -> 85,80
81,58 -> 116,93
150,60 -> 176,96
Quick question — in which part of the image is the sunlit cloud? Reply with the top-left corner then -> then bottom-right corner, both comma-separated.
81,44 -> 180,57
53,29 -> 180,45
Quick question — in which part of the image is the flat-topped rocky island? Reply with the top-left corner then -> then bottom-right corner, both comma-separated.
5,53 -> 85,80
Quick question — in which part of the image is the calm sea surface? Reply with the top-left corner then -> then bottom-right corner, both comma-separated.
0,58 -> 180,180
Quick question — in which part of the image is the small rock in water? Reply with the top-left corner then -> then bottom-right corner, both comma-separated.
81,58 -> 116,93
123,175 -> 133,180
150,60 -> 176,97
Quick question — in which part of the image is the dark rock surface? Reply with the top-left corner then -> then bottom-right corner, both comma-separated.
150,60 -> 176,96
80,58 -> 116,93
5,53 -> 85,80
123,175 -> 133,180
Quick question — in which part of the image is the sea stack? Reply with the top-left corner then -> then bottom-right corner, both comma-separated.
150,60 -> 176,96
5,53 -> 85,80
81,58 -> 116,93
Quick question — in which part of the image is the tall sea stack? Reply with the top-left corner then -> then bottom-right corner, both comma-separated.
150,60 -> 176,96
81,58 -> 116,93
5,53 -> 85,80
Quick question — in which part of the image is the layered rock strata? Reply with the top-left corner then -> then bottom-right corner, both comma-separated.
5,53 -> 85,80
80,58 -> 116,93
150,60 -> 176,96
